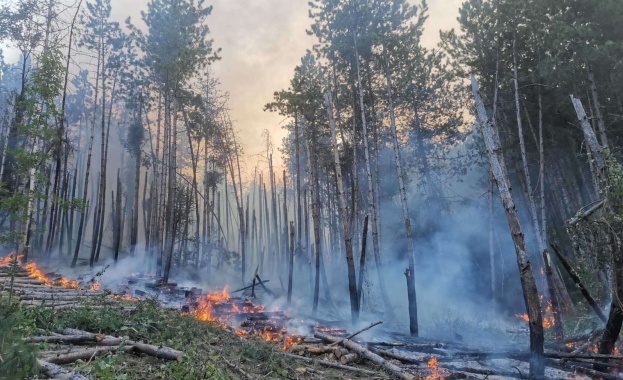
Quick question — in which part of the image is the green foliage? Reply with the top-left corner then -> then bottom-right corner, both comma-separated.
0,303 -> 39,379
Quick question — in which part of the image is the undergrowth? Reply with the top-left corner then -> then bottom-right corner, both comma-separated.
0,297 -> 329,380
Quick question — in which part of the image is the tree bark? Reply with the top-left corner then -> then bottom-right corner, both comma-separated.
383,46 -> 417,335
353,30 -> 392,317
472,75 -> 544,378
325,91 -> 359,323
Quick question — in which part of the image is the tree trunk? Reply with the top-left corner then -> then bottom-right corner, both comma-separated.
287,221 -> 294,304
383,47 -> 417,335
325,92 -> 359,323
513,43 -> 563,339
306,138 -> 321,315
472,75 -> 544,379
353,30 -> 392,317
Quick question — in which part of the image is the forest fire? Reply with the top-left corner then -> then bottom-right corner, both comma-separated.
0,254 -> 24,266
190,288 -> 301,350
425,357 -> 449,379
24,262 -> 80,289
516,297 -> 556,329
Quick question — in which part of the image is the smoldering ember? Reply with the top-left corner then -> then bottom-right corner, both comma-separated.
0,0 -> 622,379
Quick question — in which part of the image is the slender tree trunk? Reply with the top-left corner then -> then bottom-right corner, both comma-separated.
325,91 -> 359,323
513,42 -> 563,339
114,170 -> 122,261
306,138 -> 321,315
287,221 -> 294,304
472,75 -> 544,378
163,92 -> 178,284
71,39 -> 101,268
353,30 -> 392,317
383,47 -> 417,335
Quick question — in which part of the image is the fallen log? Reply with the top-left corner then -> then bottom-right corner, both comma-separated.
37,359 -> 90,380
304,345 -> 335,354
61,328 -> 184,360
370,347 -> 429,364
26,334 -> 105,344
340,353 -> 359,365
572,365 -> 623,380
17,294 -> 107,301
315,331 -> 415,380
333,347 -> 348,359
367,342 -> 407,347
282,352 -> 376,376
1,278 -> 45,285
133,341 -> 183,361
41,346 -> 133,365
545,351 -> 623,360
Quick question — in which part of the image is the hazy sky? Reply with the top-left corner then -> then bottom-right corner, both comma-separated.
4,0 -> 464,176
114,0 -> 463,176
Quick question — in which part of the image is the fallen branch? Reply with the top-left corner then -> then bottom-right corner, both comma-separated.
315,331 -> 415,380
222,357 -> 256,380
328,320 -> 383,347
568,199 -> 606,226
551,244 -> 608,323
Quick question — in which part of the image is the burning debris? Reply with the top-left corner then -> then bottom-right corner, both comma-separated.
187,287 -> 303,349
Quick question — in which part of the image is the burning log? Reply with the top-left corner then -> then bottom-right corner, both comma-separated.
315,331 -> 416,380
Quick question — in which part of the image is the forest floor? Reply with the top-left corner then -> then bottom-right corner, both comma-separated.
1,295 -> 388,380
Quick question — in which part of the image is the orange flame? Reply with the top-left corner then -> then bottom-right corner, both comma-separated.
515,297 -> 556,329
425,357 -> 449,379
113,293 -> 139,301
90,282 -> 102,291
190,288 -> 301,350
25,263 -> 80,289
0,254 -> 24,266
